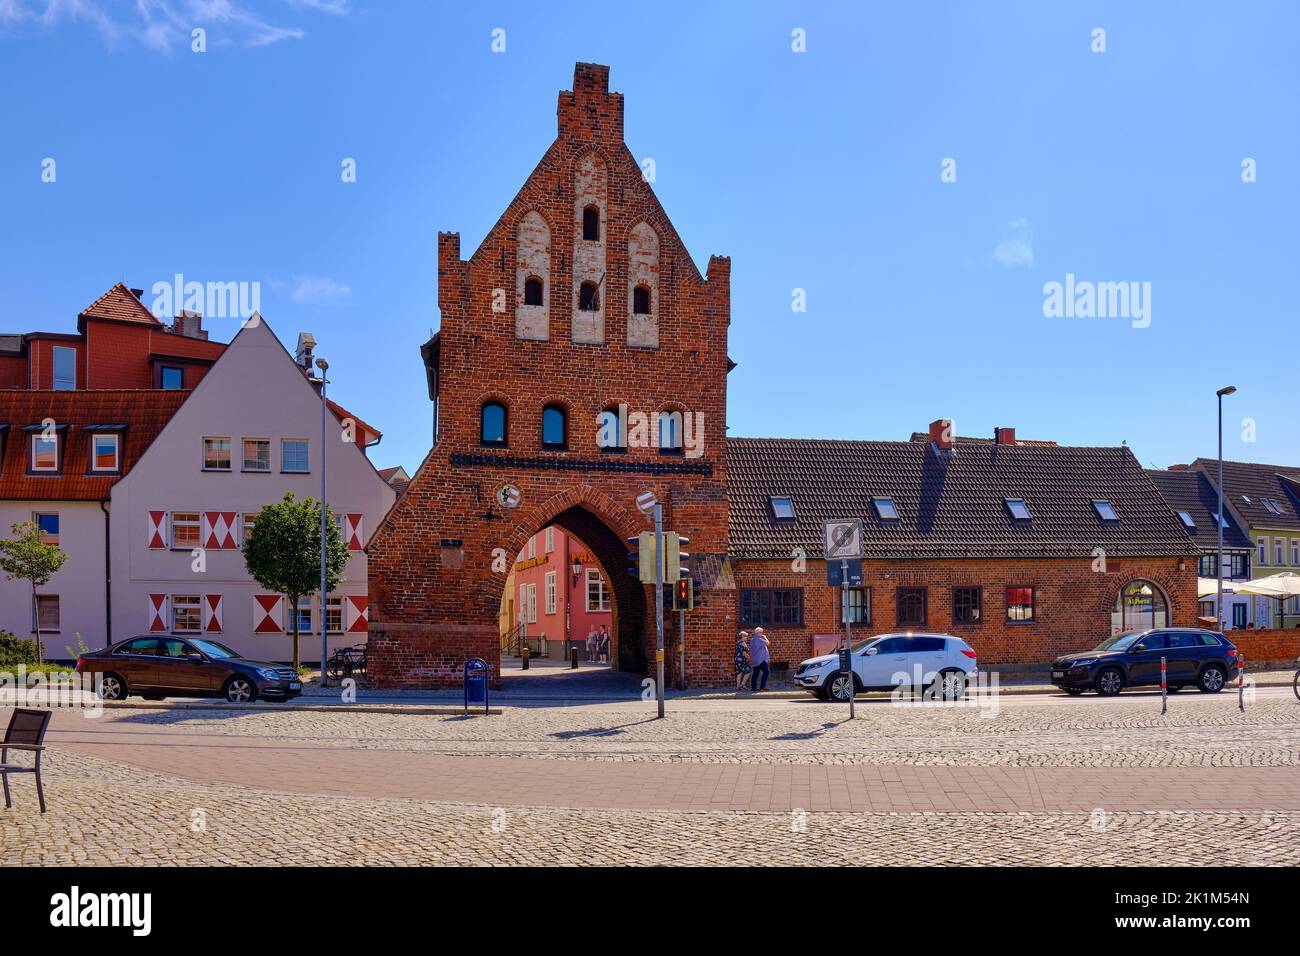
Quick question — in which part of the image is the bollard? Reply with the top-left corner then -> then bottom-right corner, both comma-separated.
521,643 -> 530,671
1238,651 -> 1245,713
1160,655 -> 1167,716
570,646 -> 579,670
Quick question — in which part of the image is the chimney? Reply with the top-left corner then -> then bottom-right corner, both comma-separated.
172,309 -> 207,340
295,332 -> 317,371
929,418 -> 954,452
129,288 -> 145,300
995,426 -> 1017,446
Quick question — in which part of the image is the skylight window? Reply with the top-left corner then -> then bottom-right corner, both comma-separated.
769,496 -> 796,521
872,497 -> 899,521
1092,499 -> 1119,522
1261,497 -> 1284,516
1004,498 -> 1032,522
1212,511 -> 1229,529
1177,511 -> 1197,531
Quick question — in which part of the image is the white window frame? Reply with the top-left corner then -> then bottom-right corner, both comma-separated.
586,568 -> 609,613
171,594 -> 201,634
545,527 -> 554,553
203,437 -> 232,471
1276,539 -> 1286,567
32,511 -> 59,546
281,438 -> 310,474
1258,537 -> 1269,566
526,583 -> 537,624
52,345 -> 76,390
90,432 -> 120,472
241,437 -> 271,473
170,511 -> 201,550
293,599 -> 313,635
34,594 -> 60,633
527,536 -> 536,560
30,434 -> 59,472
324,596 -> 344,634
1292,539 -> 1299,568
241,513 -> 257,545
545,571 -> 557,614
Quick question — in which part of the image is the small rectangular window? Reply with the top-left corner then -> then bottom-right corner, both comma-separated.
1198,554 -> 1217,578
769,496 -> 796,520
293,600 -> 313,634
171,595 -> 201,633
1177,511 -> 1196,530
1232,604 -> 1248,628
896,587 -> 927,627
242,513 -> 257,545
160,366 -> 184,390
1258,538 -> 1268,566
242,438 -> 270,472
840,587 -> 870,625
34,512 -> 59,546
281,438 -> 309,473
545,571 -> 557,614
171,512 -> 200,550
35,595 -> 60,632
527,536 -> 536,560
1276,540 -> 1285,567
325,596 -> 344,634
1292,539 -> 1299,567
1231,553 -> 1249,578
203,437 -> 231,471
1007,586 -> 1036,622
872,497 -> 899,521
30,434 -> 59,472
952,586 -> 982,623
1092,499 -> 1119,522
586,569 -> 609,612
91,433 -> 120,472
52,346 -> 76,390
545,527 -> 554,552
1005,498 -> 1032,522
740,588 -> 803,627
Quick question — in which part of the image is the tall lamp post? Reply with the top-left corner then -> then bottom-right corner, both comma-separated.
1216,385 -> 1237,632
316,356 -> 331,687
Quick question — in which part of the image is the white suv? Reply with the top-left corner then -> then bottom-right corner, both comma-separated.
794,632 -> 979,701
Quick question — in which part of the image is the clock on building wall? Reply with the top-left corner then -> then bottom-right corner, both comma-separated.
495,484 -> 522,510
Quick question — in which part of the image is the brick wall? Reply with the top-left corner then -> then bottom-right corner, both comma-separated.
732,556 -> 1199,669
1230,627 -> 1300,666
368,64 -> 733,688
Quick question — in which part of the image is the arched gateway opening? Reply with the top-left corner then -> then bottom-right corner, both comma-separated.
498,508 -> 646,674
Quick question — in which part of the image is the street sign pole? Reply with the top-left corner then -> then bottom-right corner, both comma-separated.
842,557 -> 854,720
654,501 -> 665,719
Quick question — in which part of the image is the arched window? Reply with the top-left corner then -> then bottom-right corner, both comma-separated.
658,410 -> 683,454
523,276 -> 544,307
1111,581 -> 1169,634
582,206 -> 600,241
578,281 -> 600,312
481,401 -> 507,446
597,405 -> 626,452
542,404 -> 567,449
633,285 -> 651,315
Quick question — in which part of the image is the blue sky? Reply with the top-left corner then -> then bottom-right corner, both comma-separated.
1,0 -> 1296,473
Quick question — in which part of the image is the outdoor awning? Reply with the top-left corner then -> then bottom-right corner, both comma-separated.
1197,577 -> 1235,598
1230,572 -> 1300,598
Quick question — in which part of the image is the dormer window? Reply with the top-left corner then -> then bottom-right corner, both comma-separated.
1004,498 -> 1032,522
1092,499 -> 1119,523
1177,511 -> 1196,531
90,433 -> 120,472
523,276 -> 544,307
30,434 -> 59,472
872,497 -> 899,521
578,281 -> 600,312
582,206 -> 600,241
769,496 -> 796,521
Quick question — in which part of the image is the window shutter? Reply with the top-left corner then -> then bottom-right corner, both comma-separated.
147,511 -> 168,549
345,513 -> 364,551
148,594 -> 168,632
346,595 -> 369,634
253,594 -> 284,633
202,594 -> 224,633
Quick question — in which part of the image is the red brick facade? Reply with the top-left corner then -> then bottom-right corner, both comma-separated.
367,64 -> 734,688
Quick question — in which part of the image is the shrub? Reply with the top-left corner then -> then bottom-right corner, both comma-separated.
0,630 -> 40,668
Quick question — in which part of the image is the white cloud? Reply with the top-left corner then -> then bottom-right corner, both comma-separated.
992,218 -> 1034,269
275,275 -> 352,306
0,0 -> 341,50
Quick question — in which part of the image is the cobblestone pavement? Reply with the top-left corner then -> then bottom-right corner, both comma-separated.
5,690 -> 1298,866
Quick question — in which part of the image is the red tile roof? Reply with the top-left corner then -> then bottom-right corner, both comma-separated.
0,390 -> 188,500
79,282 -> 163,327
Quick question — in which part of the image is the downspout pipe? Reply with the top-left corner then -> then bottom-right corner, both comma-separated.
100,499 -> 112,646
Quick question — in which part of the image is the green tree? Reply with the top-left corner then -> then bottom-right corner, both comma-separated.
0,520 -> 69,664
243,493 -> 349,671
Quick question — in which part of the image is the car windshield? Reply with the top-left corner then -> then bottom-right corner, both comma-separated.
190,639 -> 238,659
1093,631 -> 1145,652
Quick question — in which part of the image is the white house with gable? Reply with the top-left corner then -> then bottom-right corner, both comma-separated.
108,316 -> 396,662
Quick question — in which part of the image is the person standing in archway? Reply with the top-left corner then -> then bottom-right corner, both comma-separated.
598,626 -> 610,664
749,627 -> 771,692
586,626 -> 598,662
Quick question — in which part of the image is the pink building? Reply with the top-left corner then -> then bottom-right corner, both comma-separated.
505,526 -> 612,659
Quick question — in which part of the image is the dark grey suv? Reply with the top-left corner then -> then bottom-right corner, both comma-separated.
1050,628 -> 1238,696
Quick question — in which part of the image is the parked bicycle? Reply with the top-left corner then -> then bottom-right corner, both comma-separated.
1293,656 -> 1299,702
326,644 -> 369,683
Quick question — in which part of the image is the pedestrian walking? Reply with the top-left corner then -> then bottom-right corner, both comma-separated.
734,630 -> 752,691
749,627 -> 771,692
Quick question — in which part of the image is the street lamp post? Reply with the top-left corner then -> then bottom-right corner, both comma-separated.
316,357 -> 331,687
1216,385 -> 1237,632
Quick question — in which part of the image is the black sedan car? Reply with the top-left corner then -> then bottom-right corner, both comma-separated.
1050,628 -> 1238,696
76,636 -> 302,703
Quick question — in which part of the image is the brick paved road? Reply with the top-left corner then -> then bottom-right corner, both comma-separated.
4,689 -> 1299,865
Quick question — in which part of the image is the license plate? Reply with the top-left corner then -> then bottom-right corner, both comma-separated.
1051,671 -> 1064,679
289,681 -> 302,690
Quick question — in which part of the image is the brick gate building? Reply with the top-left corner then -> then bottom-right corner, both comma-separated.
367,63 -> 1200,688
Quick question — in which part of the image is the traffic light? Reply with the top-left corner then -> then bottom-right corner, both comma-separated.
667,533 -> 690,581
673,576 -> 694,611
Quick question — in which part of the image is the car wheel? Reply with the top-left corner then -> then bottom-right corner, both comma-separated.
97,673 -> 127,701
931,669 -> 966,701
1095,667 -> 1125,696
224,677 -> 257,703
1064,687 -> 1086,696
826,672 -> 856,703
1197,664 -> 1226,694
813,684 -> 831,701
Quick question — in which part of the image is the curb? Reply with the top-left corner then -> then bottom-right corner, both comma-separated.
99,701 -> 500,716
